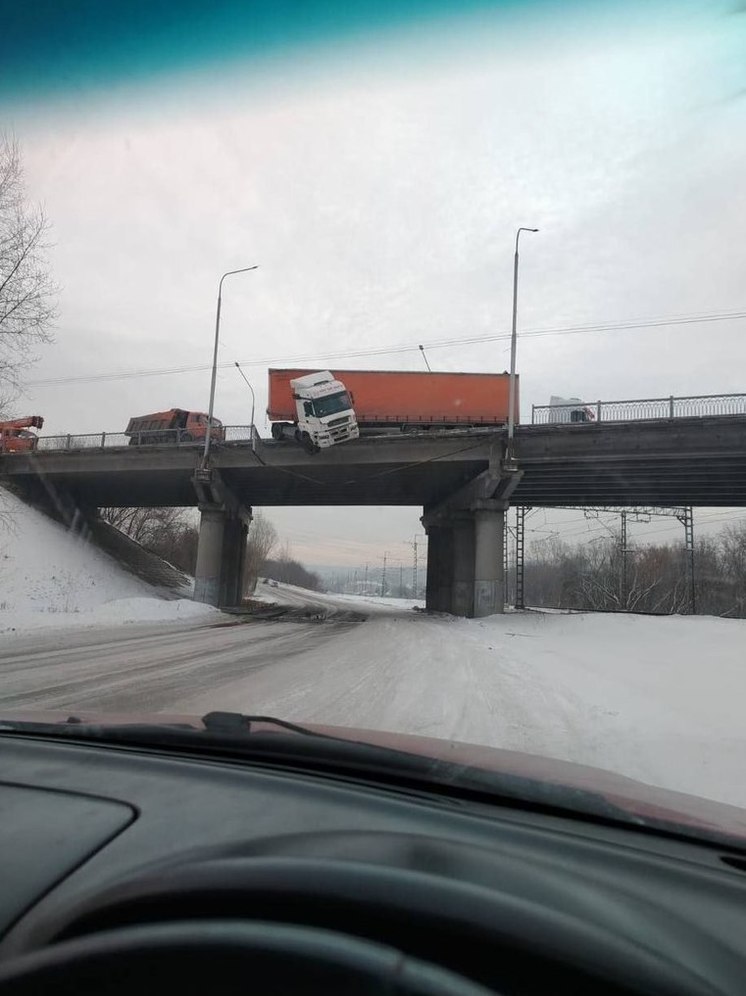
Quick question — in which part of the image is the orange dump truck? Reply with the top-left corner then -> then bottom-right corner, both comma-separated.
0,416 -> 44,453
125,409 -> 224,445
267,369 -> 516,446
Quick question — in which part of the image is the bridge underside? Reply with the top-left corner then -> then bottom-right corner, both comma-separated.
3,417 -> 746,614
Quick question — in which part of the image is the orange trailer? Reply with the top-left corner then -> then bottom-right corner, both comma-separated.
267,369 -> 517,429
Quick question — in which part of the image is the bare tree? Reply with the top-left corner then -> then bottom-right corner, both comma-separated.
0,136 -> 57,408
100,507 -> 199,574
720,523 -> 746,617
100,507 -> 186,545
264,555 -> 322,592
524,530 -> 741,617
245,513 -> 278,591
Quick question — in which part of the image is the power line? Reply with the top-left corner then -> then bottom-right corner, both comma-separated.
26,307 -> 746,388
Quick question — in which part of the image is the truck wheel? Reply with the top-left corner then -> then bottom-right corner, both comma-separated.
271,423 -> 283,441
181,432 -> 193,442
300,432 -> 316,454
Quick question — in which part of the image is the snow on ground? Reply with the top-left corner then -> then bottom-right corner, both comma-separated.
175,602 -> 746,810
253,580 -> 421,615
0,489 -> 221,635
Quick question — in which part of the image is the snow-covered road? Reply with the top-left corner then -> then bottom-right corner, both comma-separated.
0,616 -> 357,713
1,583 -> 745,812
173,604 -> 746,810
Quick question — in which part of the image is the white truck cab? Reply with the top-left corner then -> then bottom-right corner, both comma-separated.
548,395 -> 596,423
288,371 -> 359,450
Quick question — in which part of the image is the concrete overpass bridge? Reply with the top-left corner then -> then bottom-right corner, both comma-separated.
3,415 -> 746,615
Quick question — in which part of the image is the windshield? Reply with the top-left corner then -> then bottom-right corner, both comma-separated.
313,392 -> 352,418
1,0 -> 746,846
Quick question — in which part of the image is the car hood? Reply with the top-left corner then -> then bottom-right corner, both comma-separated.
2,709 -> 745,844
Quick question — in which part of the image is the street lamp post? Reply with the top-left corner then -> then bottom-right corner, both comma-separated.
202,265 -> 259,466
507,228 -> 538,456
234,361 -> 257,451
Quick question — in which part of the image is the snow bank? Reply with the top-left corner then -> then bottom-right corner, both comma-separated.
0,597 -> 223,636
0,489 -> 220,635
174,608 -> 746,810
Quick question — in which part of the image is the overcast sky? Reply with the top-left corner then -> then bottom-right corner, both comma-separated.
4,0 -> 745,567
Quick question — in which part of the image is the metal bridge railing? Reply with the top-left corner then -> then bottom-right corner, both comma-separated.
531,393 -> 746,425
32,425 -> 255,453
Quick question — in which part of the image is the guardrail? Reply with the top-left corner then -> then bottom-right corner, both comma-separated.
32,425 -> 256,452
531,393 -> 746,425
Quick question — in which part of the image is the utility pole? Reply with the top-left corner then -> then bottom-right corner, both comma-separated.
381,552 -> 388,597
418,345 -> 432,371
203,265 -> 259,467
503,516 -> 510,604
364,563 -> 369,592
399,563 -> 404,597
676,507 -> 696,614
620,511 -> 628,609
412,536 -> 419,598
515,507 -> 529,610
234,361 -> 257,451
507,228 -> 538,460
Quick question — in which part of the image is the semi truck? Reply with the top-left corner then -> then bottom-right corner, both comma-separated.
125,409 -> 225,445
0,416 -> 44,453
268,370 -> 360,450
267,368 -> 516,449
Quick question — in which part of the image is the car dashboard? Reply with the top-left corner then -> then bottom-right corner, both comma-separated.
1,733 -> 746,994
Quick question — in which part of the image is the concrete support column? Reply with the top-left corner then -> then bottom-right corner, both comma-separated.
425,525 -> 454,612
194,507 -> 226,606
474,507 -> 505,617
194,507 -> 250,608
436,526 -> 454,612
220,517 -> 249,608
425,527 -> 439,612
451,518 -> 476,617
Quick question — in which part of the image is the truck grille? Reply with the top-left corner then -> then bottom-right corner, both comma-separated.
328,416 -> 349,427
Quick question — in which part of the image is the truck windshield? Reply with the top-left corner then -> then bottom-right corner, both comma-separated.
313,392 -> 352,418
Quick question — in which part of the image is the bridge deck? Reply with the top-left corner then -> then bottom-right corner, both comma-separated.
2,417 -> 745,508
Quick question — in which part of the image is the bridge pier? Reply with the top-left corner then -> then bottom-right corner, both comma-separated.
473,505 -> 505,617
194,506 -> 251,607
425,525 -> 453,612
194,508 -> 225,606
451,517 -> 476,617
423,502 -> 506,618
192,468 -> 252,608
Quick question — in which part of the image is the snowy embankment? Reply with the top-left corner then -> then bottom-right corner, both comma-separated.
0,490 -> 221,635
176,598 -> 746,810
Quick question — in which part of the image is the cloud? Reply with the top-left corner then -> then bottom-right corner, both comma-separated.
9,0 -> 746,561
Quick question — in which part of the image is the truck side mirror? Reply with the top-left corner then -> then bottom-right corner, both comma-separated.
349,392 -> 355,404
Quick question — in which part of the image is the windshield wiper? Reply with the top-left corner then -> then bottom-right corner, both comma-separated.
199,711 -> 332,738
